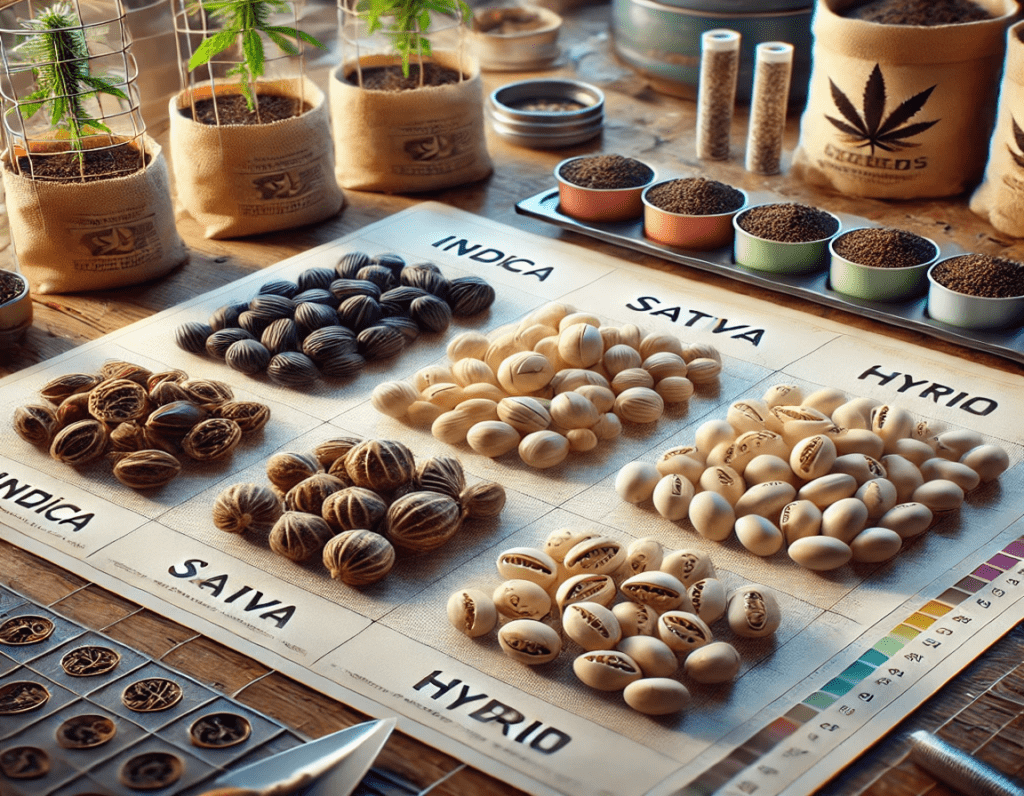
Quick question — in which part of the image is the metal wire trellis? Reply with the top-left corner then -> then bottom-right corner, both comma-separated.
0,0 -> 148,181
172,0 -> 314,126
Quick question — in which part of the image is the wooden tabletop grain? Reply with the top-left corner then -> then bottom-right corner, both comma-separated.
2,3 -> 1023,794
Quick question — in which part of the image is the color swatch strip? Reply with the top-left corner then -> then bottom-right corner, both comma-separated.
675,534 -> 1024,796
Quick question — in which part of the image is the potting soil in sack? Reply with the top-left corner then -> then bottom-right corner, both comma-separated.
1,135 -> 188,294
170,76 -> 344,239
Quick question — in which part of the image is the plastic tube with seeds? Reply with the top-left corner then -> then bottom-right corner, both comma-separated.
745,42 -> 794,175
695,29 -> 741,161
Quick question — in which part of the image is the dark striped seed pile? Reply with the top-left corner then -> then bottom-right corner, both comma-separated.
737,203 -> 839,243
931,254 -> 1024,298
646,177 -> 745,216
173,252 -> 496,387
559,155 -> 654,190
832,228 -> 936,268
845,0 -> 991,25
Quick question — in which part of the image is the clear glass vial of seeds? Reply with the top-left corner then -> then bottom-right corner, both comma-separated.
696,29 -> 741,161
745,42 -> 794,176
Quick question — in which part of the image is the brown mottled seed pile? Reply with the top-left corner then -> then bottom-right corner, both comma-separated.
214,437 -> 506,587
559,155 -> 654,190
931,254 -> 1024,298
12,360 -> 270,490
832,228 -> 937,268
646,177 -> 745,216
738,203 -> 839,243
845,0 -> 991,25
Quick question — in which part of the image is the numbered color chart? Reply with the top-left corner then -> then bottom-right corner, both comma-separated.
675,535 -> 1024,796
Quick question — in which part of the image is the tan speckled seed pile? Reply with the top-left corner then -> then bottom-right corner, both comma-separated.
645,177 -> 745,216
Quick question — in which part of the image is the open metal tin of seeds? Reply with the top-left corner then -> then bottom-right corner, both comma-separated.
489,79 -> 605,148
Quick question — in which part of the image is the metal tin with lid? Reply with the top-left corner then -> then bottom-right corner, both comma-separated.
488,79 -> 604,148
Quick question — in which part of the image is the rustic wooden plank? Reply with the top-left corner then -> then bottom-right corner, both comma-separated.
0,539 -> 89,602
102,607 -> 200,659
50,584 -> 140,630
160,635 -> 273,695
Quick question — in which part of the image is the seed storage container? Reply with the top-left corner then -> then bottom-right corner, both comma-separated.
469,5 -> 563,71
488,79 -> 604,148
610,0 -> 812,105
829,227 -> 938,302
642,178 -> 747,250
927,255 -> 1024,330
733,203 -> 841,274
555,155 -> 656,223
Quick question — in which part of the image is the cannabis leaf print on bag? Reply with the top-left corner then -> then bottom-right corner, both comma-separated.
1007,118 -> 1024,171
792,0 -> 1015,199
826,64 -> 938,155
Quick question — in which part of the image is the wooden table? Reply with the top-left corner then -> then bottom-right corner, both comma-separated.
2,3 -> 1024,793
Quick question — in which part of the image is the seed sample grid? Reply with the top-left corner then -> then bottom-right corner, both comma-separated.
0,585 -> 301,796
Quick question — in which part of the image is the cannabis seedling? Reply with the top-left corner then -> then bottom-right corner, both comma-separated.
359,0 -> 471,80
187,0 -> 326,114
12,1 -> 128,159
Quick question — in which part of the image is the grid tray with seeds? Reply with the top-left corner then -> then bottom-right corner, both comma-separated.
0,585 -> 302,796
515,186 -> 1024,367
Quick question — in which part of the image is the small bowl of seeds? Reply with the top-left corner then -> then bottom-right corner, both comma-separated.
733,202 -> 841,274
927,253 -> 1024,330
642,176 -> 747,250
555,154 -> 656,223
829,227 -> 939,302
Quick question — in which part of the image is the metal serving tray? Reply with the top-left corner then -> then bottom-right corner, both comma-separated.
516,187 -> 1024,367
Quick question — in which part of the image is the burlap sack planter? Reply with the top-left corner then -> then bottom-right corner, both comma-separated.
170,77 -> 344,239
330,52 -> 493,193
971,20 -> 1024,237
791,0 -> 1018,200
1,136 -> 188,295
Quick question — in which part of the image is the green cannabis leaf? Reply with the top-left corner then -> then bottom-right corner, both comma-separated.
13,1 -> 128,158
187,0 -> 326,112
359,0 -> 470,80
1008,117 -> 1024,171
825,63 -> 939,156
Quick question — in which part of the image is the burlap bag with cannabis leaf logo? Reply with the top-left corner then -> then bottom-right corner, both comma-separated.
970,21 -> 1024,237
791,0 -> 1018,199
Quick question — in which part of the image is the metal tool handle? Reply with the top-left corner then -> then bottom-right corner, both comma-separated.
909,730 -> 1024,796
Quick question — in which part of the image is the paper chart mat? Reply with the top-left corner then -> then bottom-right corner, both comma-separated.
0,202 -> 1023,796
515,187 -> 1024,368
0,584 -> 304,796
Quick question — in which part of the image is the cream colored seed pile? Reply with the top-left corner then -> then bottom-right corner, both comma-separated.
447,528 -> 781,716
616,384 -> 1012,571
371,302 -> 722,469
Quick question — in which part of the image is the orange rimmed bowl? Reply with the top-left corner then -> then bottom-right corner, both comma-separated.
642,180 -> 747,250
555,155 -> 656,223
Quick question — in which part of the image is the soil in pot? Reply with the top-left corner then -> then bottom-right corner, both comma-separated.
345,62 -> 464,91
184,94 -> 312,125
474,7 -> 550,34
646,177 -> 744,215
738,203 -> 839,242
831,227 -> 935,267
0,271 -> 26,305
15,143 -> 145,183
843,0 -> 992,25
559,154 -> 652,189
931,253 -> 1024,297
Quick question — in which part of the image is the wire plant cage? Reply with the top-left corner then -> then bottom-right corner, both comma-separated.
172,0 -> 318,126
337,0 -> 469,89
0,0 -> 147,181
